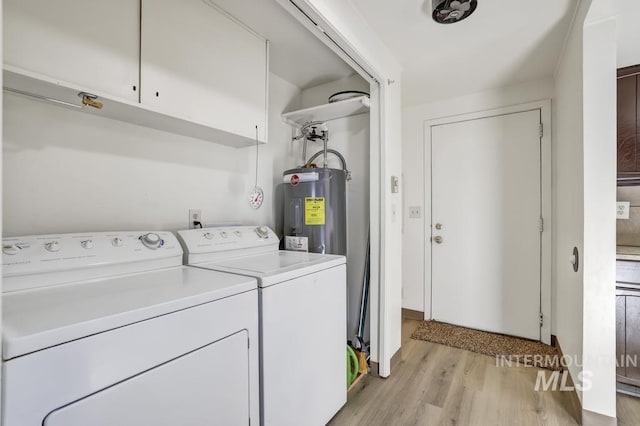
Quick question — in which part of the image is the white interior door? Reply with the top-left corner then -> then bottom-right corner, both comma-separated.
431,110 -> 542,341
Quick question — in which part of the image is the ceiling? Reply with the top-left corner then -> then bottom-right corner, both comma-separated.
350,0 -> 578,106
211,0 -> 356,89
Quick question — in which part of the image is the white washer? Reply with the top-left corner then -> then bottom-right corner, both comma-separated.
177,226 -> 347,426
2,231 -> 259,426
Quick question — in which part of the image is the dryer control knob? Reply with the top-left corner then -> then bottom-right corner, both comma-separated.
255,226 -> 269,239
45,241 -> 61,252
3,244 -> 20,255
140,233 -> 164,250
112,237 -> 124,247
81,240 -> 94,249
203,232 -> 214,240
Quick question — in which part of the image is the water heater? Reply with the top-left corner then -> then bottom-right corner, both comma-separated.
283,167 -> 347,255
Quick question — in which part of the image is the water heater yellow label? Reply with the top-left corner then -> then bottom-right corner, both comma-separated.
305,197 -> 325,225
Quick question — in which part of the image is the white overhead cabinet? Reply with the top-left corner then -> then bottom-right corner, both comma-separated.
141,0 -> 268,143
2,0 -> 268,147
3,0 -> 140,102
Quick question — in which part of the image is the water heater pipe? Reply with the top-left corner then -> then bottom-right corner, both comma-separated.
305,149 -> 351,181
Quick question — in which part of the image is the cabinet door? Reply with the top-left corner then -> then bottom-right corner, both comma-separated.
3,0 -> 140,102
626,294 -> 640,381
617,295 -> 626,378
637,75 -> 640,170
617,75 -> 637,175
141,0 -> 268,142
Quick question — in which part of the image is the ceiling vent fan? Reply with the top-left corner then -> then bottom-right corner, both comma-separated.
432,0 -> 477,24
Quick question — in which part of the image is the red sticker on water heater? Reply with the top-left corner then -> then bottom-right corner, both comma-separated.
290,174 -> 300,186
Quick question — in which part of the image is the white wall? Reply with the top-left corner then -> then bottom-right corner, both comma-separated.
581,11 -> 617,419
401,78 -> 555,314
553,0 -> 619,418
3,72 -> 301,235
1,0 -> 4,403
614,0 -> 640,68
552,0 -> 587,404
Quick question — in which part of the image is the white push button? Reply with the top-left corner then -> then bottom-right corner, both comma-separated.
3,244 -> 20,255
45,241 -> 61,252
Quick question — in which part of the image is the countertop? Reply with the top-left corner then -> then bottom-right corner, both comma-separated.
617,245 -> 640,261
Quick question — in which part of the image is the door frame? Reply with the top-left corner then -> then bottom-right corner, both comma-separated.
274,0 -> 394,375
423,100 -> 552,344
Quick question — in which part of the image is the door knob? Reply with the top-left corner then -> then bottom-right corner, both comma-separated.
433,236 -> 443,244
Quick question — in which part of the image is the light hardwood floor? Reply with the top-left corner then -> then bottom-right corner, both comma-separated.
330,319 -> 640,425
618,393 -> 640,426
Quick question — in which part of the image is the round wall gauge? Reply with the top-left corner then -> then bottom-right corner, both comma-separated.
249,186 -> 264,209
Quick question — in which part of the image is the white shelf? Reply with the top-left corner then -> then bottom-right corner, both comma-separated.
281,95 -> 370,127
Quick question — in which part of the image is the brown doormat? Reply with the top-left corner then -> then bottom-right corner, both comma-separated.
411,320 -> 562,370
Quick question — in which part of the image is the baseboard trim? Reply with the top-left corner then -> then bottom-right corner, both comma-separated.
552,334 -> 583,423
370,347 -> 402,378
582,409 -> 617,426
402,308 -> 424,320
390,347 -> 401,372
370,360 -> 378,377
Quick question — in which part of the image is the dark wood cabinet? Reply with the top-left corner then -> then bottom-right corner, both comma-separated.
616,288 -> 640,386
617,65 -> 640,179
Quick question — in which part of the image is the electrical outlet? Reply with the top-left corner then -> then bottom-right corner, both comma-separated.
617,202 -> 630,219
409,206 -> 422,219
189,209 -> 202,229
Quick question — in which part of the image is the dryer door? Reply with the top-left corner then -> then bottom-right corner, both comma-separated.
43,331 -> 250,426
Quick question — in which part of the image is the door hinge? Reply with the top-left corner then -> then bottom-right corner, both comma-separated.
539,123 -> 543,138
539,312 -> 544,326
540,217 -> 544,233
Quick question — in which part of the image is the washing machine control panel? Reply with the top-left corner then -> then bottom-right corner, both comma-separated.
2,231 -> 182,287
177,225 -> 280,260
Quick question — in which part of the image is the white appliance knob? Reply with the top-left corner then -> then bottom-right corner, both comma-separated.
140,233 -> 163,249
255,226 -> 269,239
45,241 -> 61,252
112,237 -> 124,247
3,244 -> 20,255
203,232 -> 214,240
220,231 -> 228,239
234,231 -> 242,237
81,240 -> 94,249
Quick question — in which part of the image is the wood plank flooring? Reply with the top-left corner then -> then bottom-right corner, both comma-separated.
618,393 -> 640,426
330,319 -> 640,425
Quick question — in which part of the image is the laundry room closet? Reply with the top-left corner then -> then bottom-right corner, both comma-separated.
3,0 -> 372,380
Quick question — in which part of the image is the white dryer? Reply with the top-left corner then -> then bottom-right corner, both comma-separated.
2,231 -> 259,426
177,226 -> 347,426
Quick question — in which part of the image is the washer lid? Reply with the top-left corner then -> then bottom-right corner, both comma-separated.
194,251 -> 346,287
2,266 -> 256,360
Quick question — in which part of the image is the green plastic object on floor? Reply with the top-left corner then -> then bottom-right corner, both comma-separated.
347,345 -> 359,388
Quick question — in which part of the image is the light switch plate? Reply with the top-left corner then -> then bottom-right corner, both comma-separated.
617,201 -> 630,219
391,176 -> 400,193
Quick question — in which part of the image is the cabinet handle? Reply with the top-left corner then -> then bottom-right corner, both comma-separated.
78,92 -> 103,109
